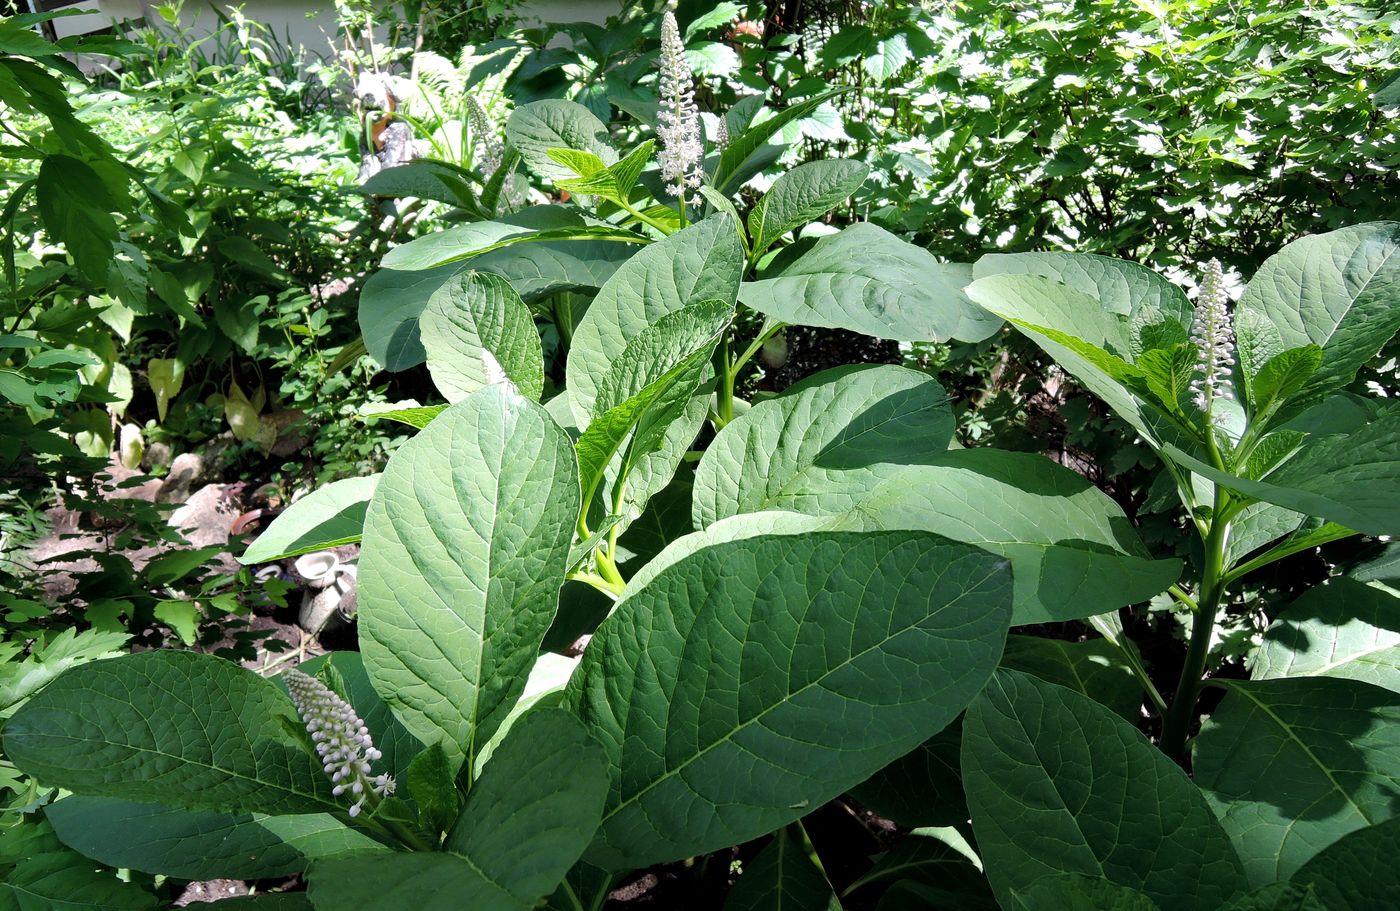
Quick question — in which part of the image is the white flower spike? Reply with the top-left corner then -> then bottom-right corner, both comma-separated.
657,9 -> 704,205
1189,258 -> 1236,415
285,668 -> 395,818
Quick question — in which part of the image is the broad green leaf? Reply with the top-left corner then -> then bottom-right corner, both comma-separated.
739,223 -> 997,343
747,159 -> 869,255
444,708 -> 609,906
555,141 -> 653,204
360,160 -> 479,209
506,100 -> 617,181
712,91 -> 846,193
693,364 -> 954,530
576,300 -> 731,515
842,827 -> 993,906
567,214 -> 743,423
45,797 -> 383,879
1250,344 -> 1324,420
972,251 -> 1192,358
711,449 -> 1178,624
308,853 -> 528,911
1253,580 -> 1400,692
723,828 -> 840,910
1163,407 -> 1400,536
358,386 -> 579,767
359,261 -> 463,371
963,670 -> 1246,910
1000,635 -> 1144,720
849,723 -> 966,829
362,403 -> 446,430
1010,875 -> 1161,910
421,271 -> 544,403
1290,817 -> 1400,911
3,651 -> 341,815
567,527 -> 1013,868
966,272 -> 1199,451
381,212 -> 643,272
406,742 -> 458,835
1218,883 -> 1327,911
545,148 -> 607,178
1193,677 -> 1400,884
239,476 -> 378,564
1234,223 -> 1400,403
35,155 -> 118,281
147,357 -> 183,423
2,852 -> 158,911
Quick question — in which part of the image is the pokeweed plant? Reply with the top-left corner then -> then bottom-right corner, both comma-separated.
7,10 -> 1400,911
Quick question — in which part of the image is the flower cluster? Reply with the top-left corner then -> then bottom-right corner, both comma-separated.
1190,258 -> 1235,413
285,668 -> 394,818
657,10 -> 704,203
466,95 -> 504,178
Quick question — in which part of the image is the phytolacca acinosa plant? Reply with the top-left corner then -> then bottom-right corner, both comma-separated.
285,668 -> 395,818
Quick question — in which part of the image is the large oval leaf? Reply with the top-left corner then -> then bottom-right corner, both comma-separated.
421,270 -> 544,403
358,386 -> 580,767
566,525 -> 1013,869
962,669 -> 1246,910
239,475 -> 378,564
566,214 -> 743,423
738,223 -> 996,343
1290,817 -> 1400,911
1253,579 -> 1400,693
723,827 -> 841,911
692,364 -> 954,529
747,159 -> 868,256
1234,222 -> 1400,403
506,100 -> 617,182
45,797 -> 383,880
3,651 -> 340,816
1193,677 -> 1400,885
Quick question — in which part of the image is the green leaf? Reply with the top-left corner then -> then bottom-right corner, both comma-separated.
849,724 -> 966,829
567,525 -> 1013,869
706,448 -> 1178,624
555,141 -> 654,204
1010,875 -> 1162,910
406,742 -> 459,835
1135,343 -> 1197,416
1163,407 -> 1400,536
747,159 -> 868,255
358,386 -> 579,767
309,708 -> 608,911
381,216 -> 643,272
45,797 -> 384,880
712,91 -> 847,193
3,651 -> 341,815
2,851 -> 158,910
1290,817 -> 1400,911
35,155 -> 119,282
1000,635 -> 1144,720
693,364 -> 954,529
1251,344 -> 1324,421
1234,222 -> 1400,403
1193,677 -> 1400,885
153,599 -> 198,644
962,670 -> 1246,910
966,272 -> 1198,451
1253,579 -> 1400,693
506,100 -> 617,182
443,708 -> 609,906
239,476 -> 378,564
1217,883 -> 1327,911
360,160 -> 481,209
421,271 -> 544,403
739,224 -> 997,343
566,214 -> 743,423
576,300 -> 732,516
723,828 -> 840,911
842,827 -> 993,906
545,148 -> 608,178
361,403 -> 446,430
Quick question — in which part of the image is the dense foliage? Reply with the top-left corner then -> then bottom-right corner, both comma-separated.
2,1 -> 1399,909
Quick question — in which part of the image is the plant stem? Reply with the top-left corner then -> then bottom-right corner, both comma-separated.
715,334 -> 735,427
1160,484 -> 1231,762
619,199 -> 673,235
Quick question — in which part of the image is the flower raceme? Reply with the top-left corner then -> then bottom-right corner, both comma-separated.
1190,258 -> 1235,413
657,10 -> 704,204
285,668 -> 394,818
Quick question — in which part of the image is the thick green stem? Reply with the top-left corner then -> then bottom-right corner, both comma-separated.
1160,486 -> 1231,762
715,334 -> 735,427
